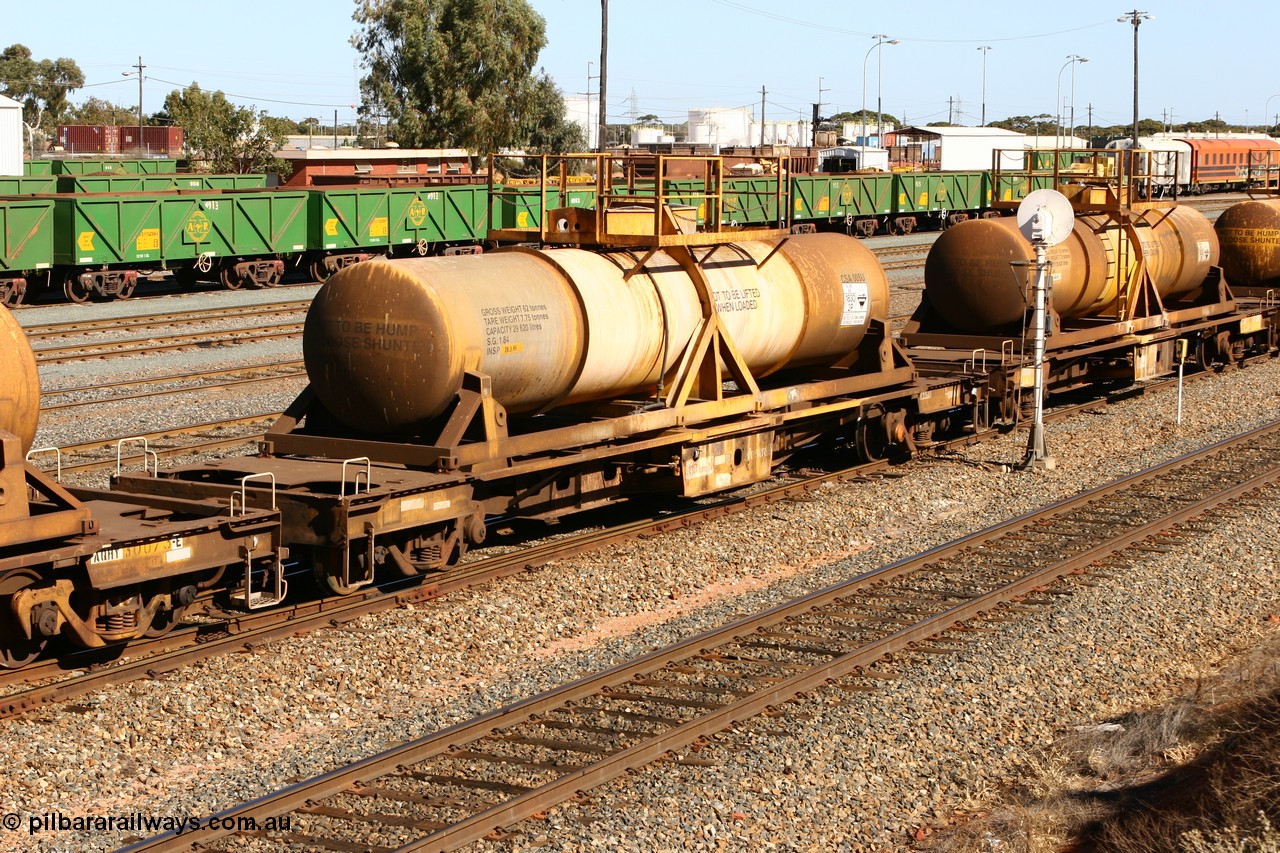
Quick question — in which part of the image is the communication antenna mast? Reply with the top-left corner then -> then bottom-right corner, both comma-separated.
1015,189 -> 1073,471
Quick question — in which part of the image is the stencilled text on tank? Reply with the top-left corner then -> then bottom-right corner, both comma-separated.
1220,228 -> 1280,247
332,318 -> 421,353
481,303 -> 550,355
714,286 -> 761,313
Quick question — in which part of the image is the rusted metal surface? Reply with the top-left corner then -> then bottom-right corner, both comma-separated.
303,232 -> 889,434
2,345 -> 1258,709
0,304 -> 40,453
1215,199 -> 1280,291
1,447 -> 910,714
921,205 -> 1218,333
118,419 -> 1280,853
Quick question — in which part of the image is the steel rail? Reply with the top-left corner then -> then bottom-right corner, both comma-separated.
40,360 -> 305,404
31,322 -> 304,364
0,461 -> 904,715
116,419 -> 1280,853
40,367 -> 307,413
19,299 -> 311,340
14,351 -> 1258,708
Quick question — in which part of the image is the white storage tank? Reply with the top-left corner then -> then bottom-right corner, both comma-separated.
688,108 -> 752,147
630,126 -> 664,146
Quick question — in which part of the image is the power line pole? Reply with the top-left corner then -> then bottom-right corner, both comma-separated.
584,61 -> 598,148
122,57 -> 145,154
813,77 -> 829,147
759,85 -> 767,147
597,0 -> 608,151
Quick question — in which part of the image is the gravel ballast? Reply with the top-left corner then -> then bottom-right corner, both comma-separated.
1,287 -> 1278,852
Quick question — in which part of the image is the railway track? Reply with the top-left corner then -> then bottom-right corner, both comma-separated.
39,361 -> 306,412
2,355 -> 1249,721
19,299 -> 311,340
117,418 -> 1280,853
28,414 -> 281,478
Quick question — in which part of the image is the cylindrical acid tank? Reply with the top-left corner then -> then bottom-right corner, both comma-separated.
0,306 -> 40,453
924,205 -> 1219,333
303,233 -> 889,434
1214,199 -> 1280,288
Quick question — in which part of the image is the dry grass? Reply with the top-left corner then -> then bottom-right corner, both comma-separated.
920,634 -> 1280,853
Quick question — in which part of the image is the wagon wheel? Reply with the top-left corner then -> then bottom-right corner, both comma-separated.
142,604 -> 190,638
62,273 -> 92,304
0,280 -> 22,307
854,418 -> 889,462
219,265 -> 245,291
309,259 -> 330,283
0,570 -> 48,669
116,277 -> 137,300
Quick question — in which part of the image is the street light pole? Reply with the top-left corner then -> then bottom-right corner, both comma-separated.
1069,55 -> 1087,144
1264,93 -> 1280,137
1055,56 -> 1085,148
876,36 -> 899,150
860,39 -> 880,167
977,46 -> 991,127
122,57 -> 145,155
1118,11 -> 1153,147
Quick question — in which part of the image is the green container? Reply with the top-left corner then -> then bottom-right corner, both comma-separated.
307,187 -> 397,251
51,158 -> 178,175
0,176 -> 58,194
385,185 -> 489,246
196,174 -> 269,190
55,174 -> 180,193
720,177 -> 781,226
894,171 -> 988,215
159,192 -> 309,262
491,185 -> 595,231
0,197 -> 55,274
52,195 -> 166,266
791,174 -> 894,221
53,191 -> 307,267
22,160 -> 54,176
131,159 -> 179,174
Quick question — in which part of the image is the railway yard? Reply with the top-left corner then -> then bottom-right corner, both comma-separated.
0,183 -> 1275,852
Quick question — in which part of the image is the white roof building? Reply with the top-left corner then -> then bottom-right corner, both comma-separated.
0,94 -> 24,176
890,126 -> 1027,171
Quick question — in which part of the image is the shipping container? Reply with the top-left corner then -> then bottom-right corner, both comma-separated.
140,126 -> 184,157
56,125 -> 119,155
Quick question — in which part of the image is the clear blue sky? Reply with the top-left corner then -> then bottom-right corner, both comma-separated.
7,1 -> 1278,131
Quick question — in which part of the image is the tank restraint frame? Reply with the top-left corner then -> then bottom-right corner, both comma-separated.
487,153 -> 789,249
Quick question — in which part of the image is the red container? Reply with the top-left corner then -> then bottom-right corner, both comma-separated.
141,126 -> 184,157
57,125 -> 119,154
